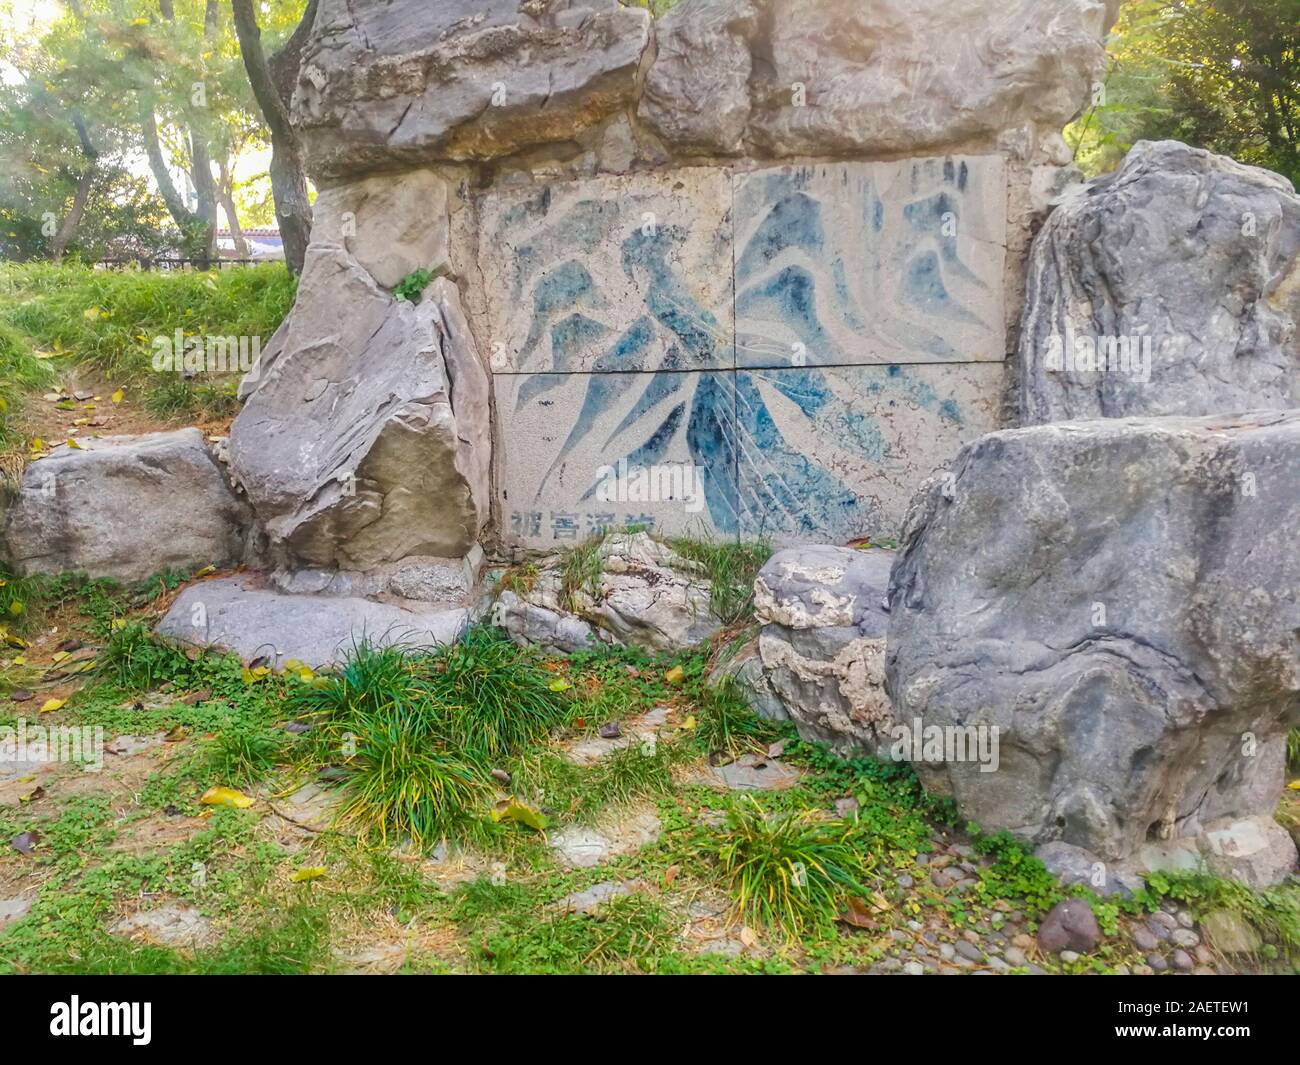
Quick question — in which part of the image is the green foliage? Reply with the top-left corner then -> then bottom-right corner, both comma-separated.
668,536 -> 772,624
0,261 -> 294,389
392,268 -> 434,302
1288,728 -> 1300,772
691,674 -> 778,757
559,533 -> 606,612
93,620 -> 195,692
421,626 -> 575,762
288,632 -> 574,848
1137,869 -> 1300,963
967,826 -> 1065,918
702,798 -> 875,933
475,891 -> 680,975
1067,1 -> 1300,184
0,320 -> 54,449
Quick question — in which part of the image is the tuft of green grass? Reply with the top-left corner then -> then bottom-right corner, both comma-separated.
692,675 -> 778,756
703,798 -> 875,934
668,536 -> 771,624
287,630 -> 573,849
420,626 -> 574,763
94,621 -> 196,692
1288,728 -> 1299,772
0,318 -> 54,451
194,723 -> 286,786
331,708 -> 491,848
559,533 -> 606,612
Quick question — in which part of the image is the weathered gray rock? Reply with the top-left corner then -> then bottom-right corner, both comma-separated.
752,546 -> 896,753
709,642 -> 789,723
110,903 -> 215,948
270,547 -> 483,604
1200,815 -> 1298,890
157,574 -> 472,668
1020,141 -> 1300,423
230,245 -> 489,570
293,0 -> 651,179
637,0 -> 759,155
3,429 -> 249,583
492,532 -> 722,654
1035,841 -> 1145,898
1200,908 -> 1262,956
311,168 -> 449,289
887,411 -> 1300,878
639,0 -> 1113,158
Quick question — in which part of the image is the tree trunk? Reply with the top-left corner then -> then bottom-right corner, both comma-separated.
49,113 -> 99,262
232,0 -> 316,276
217,158 -> 250,258
50,166 -> 96,262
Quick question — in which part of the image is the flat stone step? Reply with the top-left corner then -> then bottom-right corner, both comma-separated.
156,575 -> 472,669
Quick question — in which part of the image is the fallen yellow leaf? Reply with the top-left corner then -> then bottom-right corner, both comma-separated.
289,866 -> 327,883
200,786 -> 255,809
38,698 -> 66,714
111,388 -> 125,404
65,438 -> 85,450
665,665 -> 685,686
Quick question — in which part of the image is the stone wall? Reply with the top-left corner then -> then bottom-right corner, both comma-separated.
270,0 -> 1116,560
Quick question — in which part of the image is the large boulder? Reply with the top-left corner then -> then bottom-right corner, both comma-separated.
639,0 -> 1114,158
229,242 -> 490,571
3,430 -> 249,583
157,575 -> 471,669
293,0 -> 651,179
886,411 -> 1300,882
751,545 -> 896,753
1020,141 -> 1300,423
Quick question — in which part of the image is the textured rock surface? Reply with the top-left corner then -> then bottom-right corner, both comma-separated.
1037,899 -> 1101,955
157,575 -> 472,668
311,168 -> 450,289
639,0 -> 1112,158
492,532 -> 721,654
294,0 -> 651,179
230,246 -> 489,570
887,411 -> 1300,877
1020,141 -> 1300,422
752,546 -> 896,752
3,430 -> 249,583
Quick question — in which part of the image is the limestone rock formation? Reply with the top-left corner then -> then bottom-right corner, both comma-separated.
229,246 -> 490,571
751,545 -> 896,753
293,0 -> 651,179
1020,141 -> 1300,423
3,430 -> 250,584
639,0 -> 1114,159
492,532 -> 722,654
886,411 -> 1300,883
157,574 -> 473,668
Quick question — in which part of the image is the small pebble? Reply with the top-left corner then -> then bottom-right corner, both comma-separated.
1059,950 -> 1080,964
956,941 -> 986,963
1146,953 -> 1169,972
1133,964 -> 1154,976
903,961 -> 924,976
1171,949 -> 1195,972
1170,929 -> 1199,950
1004,946 -> 1027,966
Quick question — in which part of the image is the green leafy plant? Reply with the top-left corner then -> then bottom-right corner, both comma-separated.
421,626 -> 574,762
94,621 -> 196,692
692,675 -> 777,756
393,268 -> 434,302
703,798 -> 875,933
668,536 -> 772,624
